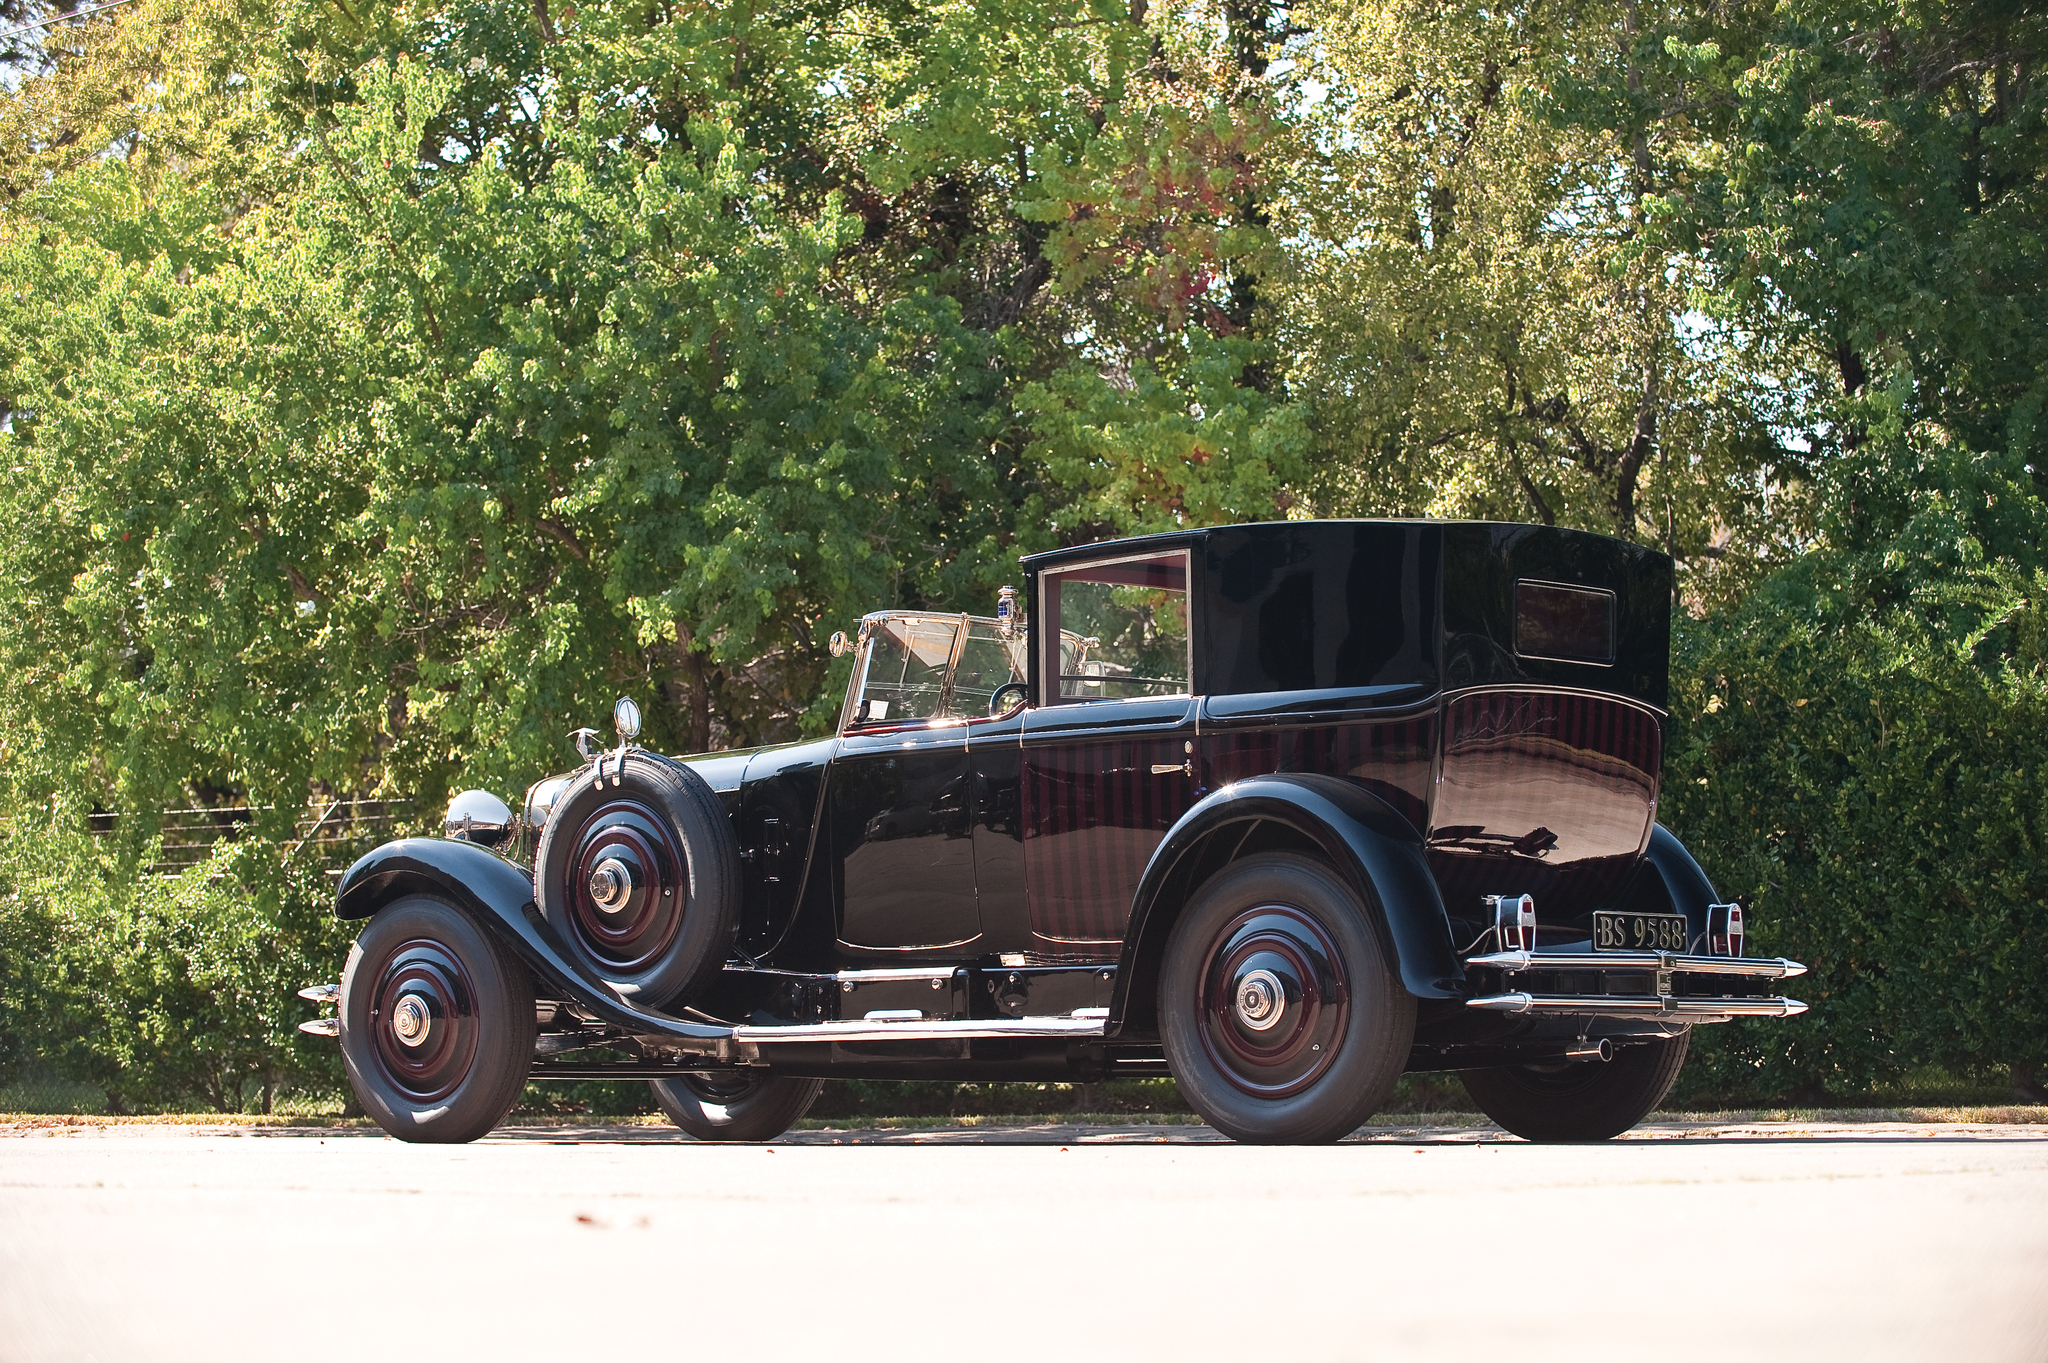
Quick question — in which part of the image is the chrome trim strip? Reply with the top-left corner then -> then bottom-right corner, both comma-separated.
1466,993 -> 1809,1020
1438,681 -> 1670,722
835,968 -> 960,983
296,1017 -> 341,1038
1464,950 -> 1808,980
732,1017 -> 1108,1044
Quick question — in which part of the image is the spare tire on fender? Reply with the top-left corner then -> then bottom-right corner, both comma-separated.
535,751 -> 739,1008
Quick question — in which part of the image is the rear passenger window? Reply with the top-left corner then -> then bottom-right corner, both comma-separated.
1040,550 -> 1191,702
1515,580 -> 1615,665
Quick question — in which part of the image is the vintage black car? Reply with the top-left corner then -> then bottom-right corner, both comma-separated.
302,520 -> 1805,1144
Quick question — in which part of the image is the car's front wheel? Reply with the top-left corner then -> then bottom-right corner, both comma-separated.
1160,853 -> 1416,1144
1458,1032 -> 1689,1142
650,1071 -> 825,1142
340,895 -> 537,1144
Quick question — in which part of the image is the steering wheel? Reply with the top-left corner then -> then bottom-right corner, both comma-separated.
988,682 -> 1029,715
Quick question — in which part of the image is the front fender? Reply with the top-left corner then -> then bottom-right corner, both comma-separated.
333,838 -> 729,1042
1110,775 -> 1466,1037
336,837 -> 536,923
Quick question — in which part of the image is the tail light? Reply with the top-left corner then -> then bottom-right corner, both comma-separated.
1707,903 -> 1745,957
1487,893 -> 1538,952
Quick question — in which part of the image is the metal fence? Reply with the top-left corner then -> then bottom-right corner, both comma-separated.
88,798 -> 418,876
2,798 -> 422,1115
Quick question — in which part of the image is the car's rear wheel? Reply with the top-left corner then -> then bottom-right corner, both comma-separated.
1160,853 -> 1416,1144
650,1071 -> 825,1142
340,895 -> 536,1144
536,751 -> 740,1007
1458,1032 -> 1689,1142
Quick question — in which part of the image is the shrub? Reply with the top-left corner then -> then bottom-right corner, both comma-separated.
0,817 -> 352,1112
1663,462 -> 2048,1100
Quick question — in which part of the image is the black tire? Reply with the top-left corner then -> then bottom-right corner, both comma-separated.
340,895 -> 537,1144
1459,1032 -> 1690,1142
535,751 -> 740,1007
650,1072 -> 825,1142
1160,852 -> 1416,1144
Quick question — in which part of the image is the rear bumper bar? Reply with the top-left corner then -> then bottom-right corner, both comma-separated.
1461,949 -> 1809,1023
1467,992 -> 1808,1021
1464,949 -> 1806,979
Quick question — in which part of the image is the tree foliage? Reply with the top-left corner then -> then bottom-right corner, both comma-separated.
1,0 -> 2044,1105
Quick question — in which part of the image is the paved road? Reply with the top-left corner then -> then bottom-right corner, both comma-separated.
3,1120 -> 2046,1362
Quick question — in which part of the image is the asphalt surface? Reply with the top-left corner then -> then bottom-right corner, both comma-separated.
3,1119 -> 2045,1363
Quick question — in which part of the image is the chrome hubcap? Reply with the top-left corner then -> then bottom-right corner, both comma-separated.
1235,968 -> 1285,1031
391,993 -> 432,1048
588,858 -> 631,915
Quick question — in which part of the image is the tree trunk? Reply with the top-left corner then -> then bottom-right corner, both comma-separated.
1615,353 -> 1659,536
674,620 -> 712,754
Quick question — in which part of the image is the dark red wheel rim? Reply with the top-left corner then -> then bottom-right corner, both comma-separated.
1197,905 -> 1350,1098
681,1072 -> 762,1104
564,799 -> 688,971
369,937 -> 482,1102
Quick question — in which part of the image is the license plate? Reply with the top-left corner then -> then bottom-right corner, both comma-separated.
1593,911 -> 1691,952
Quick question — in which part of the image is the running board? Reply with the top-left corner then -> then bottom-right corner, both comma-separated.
731,1012 -> 1109,1045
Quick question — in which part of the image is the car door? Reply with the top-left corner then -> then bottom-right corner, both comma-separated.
827,615 -> 981,952
1019,549 -> 1201,951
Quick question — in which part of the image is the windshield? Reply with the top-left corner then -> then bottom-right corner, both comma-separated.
840,613 -> 1059,729
851,616 -> 961,725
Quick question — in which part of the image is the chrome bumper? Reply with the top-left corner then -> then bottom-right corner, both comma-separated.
1465,949 -> 1807,979
296,983 -> 340,1038
1462,950 -> 1809,1023
1467,992 -> 1808,1021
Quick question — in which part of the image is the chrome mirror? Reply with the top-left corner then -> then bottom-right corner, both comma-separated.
828,630 -> 852,657
613,696 -> 642,744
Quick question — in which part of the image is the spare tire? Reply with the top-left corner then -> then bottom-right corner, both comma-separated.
535,751 -> 740,1008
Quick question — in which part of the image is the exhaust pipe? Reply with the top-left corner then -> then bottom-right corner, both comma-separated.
1564,1038 -> 1614,1063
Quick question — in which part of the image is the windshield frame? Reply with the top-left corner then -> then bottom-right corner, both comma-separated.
836,611 -> 1068,733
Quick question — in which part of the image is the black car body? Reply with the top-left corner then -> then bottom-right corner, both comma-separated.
307,520 -> 1804,1144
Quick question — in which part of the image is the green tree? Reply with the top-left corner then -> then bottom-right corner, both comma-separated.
1281,0 -> 1809,596
1659,0 -> 2048,1096
0,0 -> 1311,1103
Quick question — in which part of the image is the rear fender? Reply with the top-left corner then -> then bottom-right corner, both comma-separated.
1640,823 -> 1720,910
1633,823 -> 1723,942
1110,775 -> 1466,1038
333,838 -> 728,1041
